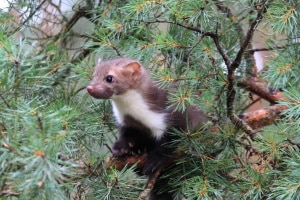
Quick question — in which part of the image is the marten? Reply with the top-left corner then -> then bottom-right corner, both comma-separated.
87,57 -> 207,198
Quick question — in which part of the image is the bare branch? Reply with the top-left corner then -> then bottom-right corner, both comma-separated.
248,46 -> 285,53
13,0 -> 47,33
238,105 -> 287,130
204,32 -> 232,68
151,19 -> 203,33
0,94 -> 10,108
231,2 -> 267,70
225,1 -> 269,136
137,170 -> 161,200
238,77 -> 286,104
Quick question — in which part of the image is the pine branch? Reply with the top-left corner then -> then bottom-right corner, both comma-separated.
59,5 -> 91,36
238,104 -> 287,130
12,0 -> 47,34
50,4 -> 98,85
227,1 -> 267,111
204,32 -> 232,67
214,0 -> 257,76
145,18 -> 232,68
231,1 -> 267,70
238,77 -> 286,104
248,46 -> 285,54
150,19 -> 203,33
0,94 -> 10,108
224,1 -> 270,138
0,190 -> 20,197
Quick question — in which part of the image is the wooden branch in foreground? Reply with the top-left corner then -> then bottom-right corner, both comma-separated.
137,167 -> 162,200
104,153 -> 147,171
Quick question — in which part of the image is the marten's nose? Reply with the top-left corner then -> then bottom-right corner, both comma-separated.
86,85 -> 94,93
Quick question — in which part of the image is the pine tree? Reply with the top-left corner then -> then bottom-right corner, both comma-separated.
0,0 -> 299,199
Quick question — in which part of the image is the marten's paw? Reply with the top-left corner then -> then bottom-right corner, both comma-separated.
112,138 -> 146,156
112,140 -> 134,156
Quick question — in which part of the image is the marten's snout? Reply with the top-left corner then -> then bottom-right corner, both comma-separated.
86,85 -> 113,99
86,85 -> 94,94
87,85 -> 98,98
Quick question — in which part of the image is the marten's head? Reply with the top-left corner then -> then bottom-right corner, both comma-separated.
87,58 -> 143,99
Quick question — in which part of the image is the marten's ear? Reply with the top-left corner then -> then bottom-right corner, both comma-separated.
122,61 -> 141,78
95,58 -> 102,69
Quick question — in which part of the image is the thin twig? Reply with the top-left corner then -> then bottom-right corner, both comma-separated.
186,35 -> 205,66
13,0 -> 47,34
0,94 -> 10,108
248,46 -> 285,53
143,19 -> 232,67
149,19 -> 203,33
286,139 -> 300,147
204,32 -> 232,68
0,190 -> 20,197
137,169 -> 161,200
231,2 -> 267,70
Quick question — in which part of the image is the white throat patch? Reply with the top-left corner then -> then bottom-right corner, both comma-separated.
110,90 -> 167,140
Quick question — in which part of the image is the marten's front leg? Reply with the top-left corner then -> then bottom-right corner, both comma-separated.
142,135 -> 174,175
112,126 -> 155,156
112,126 -> 174,175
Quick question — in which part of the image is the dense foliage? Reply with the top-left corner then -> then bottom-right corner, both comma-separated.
0,0 -> 299,199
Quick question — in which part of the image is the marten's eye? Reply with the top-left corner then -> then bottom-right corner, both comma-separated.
106,75 -> 114,83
